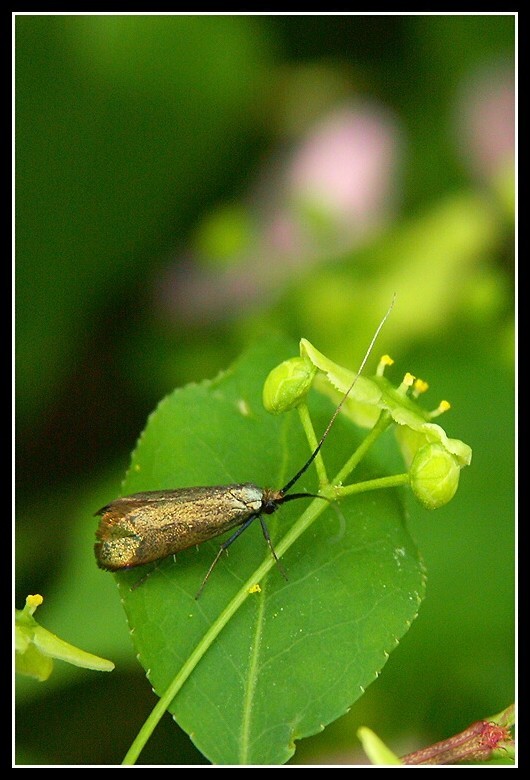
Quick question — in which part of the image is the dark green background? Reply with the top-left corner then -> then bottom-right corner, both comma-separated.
15,14 -> 515,765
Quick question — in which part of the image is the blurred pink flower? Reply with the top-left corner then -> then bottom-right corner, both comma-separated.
454,61 -> 515,181
157,101 -> 402,324
284,103 -> 401,239
262,211 -> 306,256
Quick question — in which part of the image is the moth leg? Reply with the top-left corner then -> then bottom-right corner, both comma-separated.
195,513 -> 258,599
259,516 -> 288,582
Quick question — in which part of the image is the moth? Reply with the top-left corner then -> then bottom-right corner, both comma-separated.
95,299 -> 394,596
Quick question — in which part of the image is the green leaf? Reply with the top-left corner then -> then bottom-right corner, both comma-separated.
110,336 -> 425,764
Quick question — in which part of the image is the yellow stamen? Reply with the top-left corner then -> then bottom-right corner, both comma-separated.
429,400 -> 451,418
25,594 -> 44,616
412,378 -> 429,398
376,354 -> 394,376
398,372 -> 415,395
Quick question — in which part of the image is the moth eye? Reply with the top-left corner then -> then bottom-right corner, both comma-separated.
261,500 -> 277,515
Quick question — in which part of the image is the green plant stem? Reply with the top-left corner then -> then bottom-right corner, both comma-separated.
297,402 -> 329,485
123,414 -> 403,765
334,473 -> 410,499
332,410 -> 393,487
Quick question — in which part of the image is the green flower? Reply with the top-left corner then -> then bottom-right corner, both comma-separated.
15,594 -> 114,681
263,338 -> 471,509
300,338 -> 472,476
263,356 -> 316,414
409,443 -> 463,509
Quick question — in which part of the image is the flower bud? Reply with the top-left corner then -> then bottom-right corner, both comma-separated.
409,443 -> 461,509
263,357 -> 316,414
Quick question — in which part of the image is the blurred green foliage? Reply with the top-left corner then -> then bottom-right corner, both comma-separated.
15,13 -> 514,766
